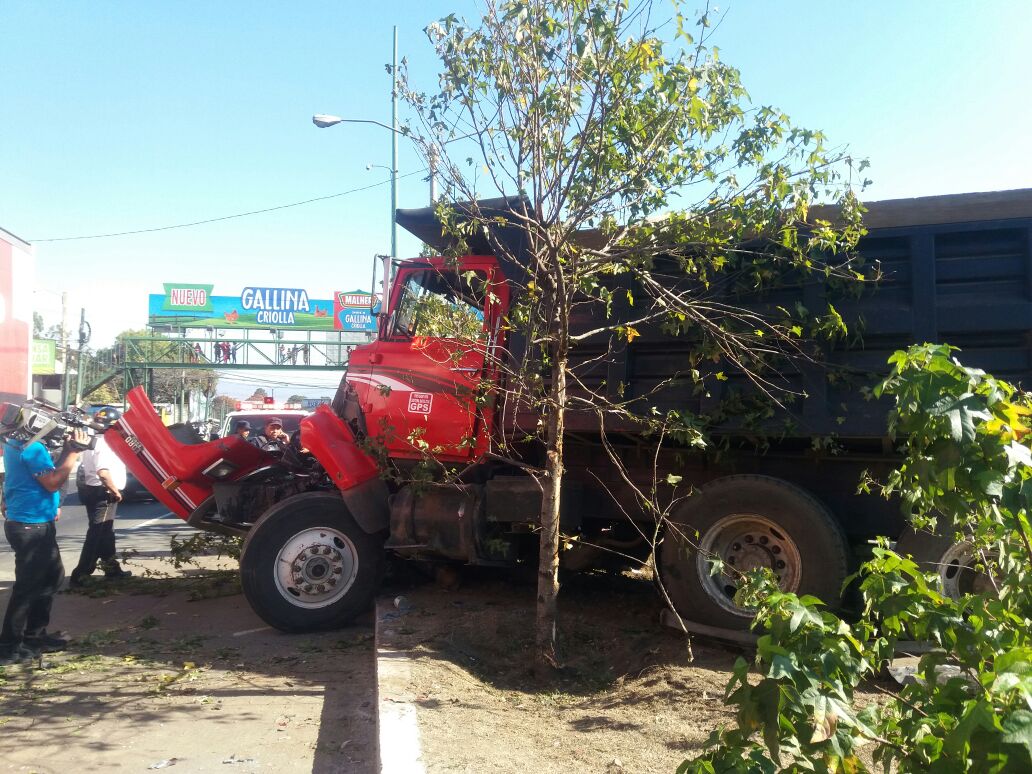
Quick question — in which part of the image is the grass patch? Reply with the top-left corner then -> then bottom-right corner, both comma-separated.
333,633 -> 374,650
166,635 -> 209,654
37,654 -> 108,676
73,629 -> 125,652
64,570 -> 241,601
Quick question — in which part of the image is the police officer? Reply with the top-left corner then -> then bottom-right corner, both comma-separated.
69,433 -> 132,587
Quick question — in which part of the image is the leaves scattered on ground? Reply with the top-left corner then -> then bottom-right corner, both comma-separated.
62,569 -> 241,601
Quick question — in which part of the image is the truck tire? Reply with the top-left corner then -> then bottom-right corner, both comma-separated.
240,492 -> 384,632
894,525 -> 995,600
657,475 -> 850,631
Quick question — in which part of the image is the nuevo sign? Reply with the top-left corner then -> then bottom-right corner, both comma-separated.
163,283 -> 214,312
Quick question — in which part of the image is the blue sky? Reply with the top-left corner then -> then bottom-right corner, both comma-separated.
2,1 -> 1030,394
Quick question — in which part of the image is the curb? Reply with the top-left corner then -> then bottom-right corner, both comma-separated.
375,597 -> 427,774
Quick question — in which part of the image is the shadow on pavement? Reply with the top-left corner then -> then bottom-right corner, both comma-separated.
0,573 -> 378,773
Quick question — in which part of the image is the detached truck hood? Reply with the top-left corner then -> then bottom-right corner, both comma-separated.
106,386 -> 272,519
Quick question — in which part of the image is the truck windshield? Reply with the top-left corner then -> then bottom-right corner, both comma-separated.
391,269 -> 486,340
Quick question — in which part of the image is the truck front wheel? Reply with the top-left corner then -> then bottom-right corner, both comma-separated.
657,475 -> 850,631
240,493 -> 384,632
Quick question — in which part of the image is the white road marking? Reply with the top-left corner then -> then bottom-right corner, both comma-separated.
128,513 -> 177,529
232,626 -> 272,637
378,647 -> 426,774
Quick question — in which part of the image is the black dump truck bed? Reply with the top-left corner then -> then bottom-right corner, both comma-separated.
398,189 -> 1032,440
601,189 -> 1032,439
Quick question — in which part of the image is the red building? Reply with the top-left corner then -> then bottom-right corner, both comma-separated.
0,226 -> 33,404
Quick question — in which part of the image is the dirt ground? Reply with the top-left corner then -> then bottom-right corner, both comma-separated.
2,553 -> 885,773
0,558 -> 377,774
379,568 -> 749,774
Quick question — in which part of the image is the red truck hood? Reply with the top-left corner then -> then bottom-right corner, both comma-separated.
106,387 -> 272,519
106,386 -> 383,521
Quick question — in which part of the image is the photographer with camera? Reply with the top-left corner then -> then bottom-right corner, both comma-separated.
70,433 -> 132,587
1,425 -> 90,664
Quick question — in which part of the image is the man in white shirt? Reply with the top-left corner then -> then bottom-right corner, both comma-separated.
70,434 -> 132,586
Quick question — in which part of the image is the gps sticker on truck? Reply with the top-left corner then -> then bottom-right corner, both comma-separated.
407,392 -> 433,414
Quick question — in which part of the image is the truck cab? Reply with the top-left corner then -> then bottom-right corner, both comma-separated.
343,256 -> 509,464
105,252 -> 514,632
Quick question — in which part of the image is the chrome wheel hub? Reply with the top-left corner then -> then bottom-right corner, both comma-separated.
697,513 -> 803,616
274,527 -> 359,609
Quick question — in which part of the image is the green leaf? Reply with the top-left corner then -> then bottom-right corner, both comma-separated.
810,693 -> 839,743
1006,441 -> 1032,468
769,653 -> 795,680
1002,710 -> 1032,759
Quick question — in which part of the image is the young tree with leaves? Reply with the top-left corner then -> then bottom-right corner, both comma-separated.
400,0 -> 867,670
686,345 -> 1032,772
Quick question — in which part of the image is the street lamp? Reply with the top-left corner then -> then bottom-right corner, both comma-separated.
313,114 -> 400,261
312,115 -> 398,133
312,28 -> 400,261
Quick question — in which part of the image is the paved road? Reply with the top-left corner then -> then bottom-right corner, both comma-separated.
0,493 -> 194,584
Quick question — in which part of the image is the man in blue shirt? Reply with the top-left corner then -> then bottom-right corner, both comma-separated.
1,428 -> 88,664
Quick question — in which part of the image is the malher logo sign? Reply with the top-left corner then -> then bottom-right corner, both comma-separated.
339,292 -> 376,308
334,289 -> 380,333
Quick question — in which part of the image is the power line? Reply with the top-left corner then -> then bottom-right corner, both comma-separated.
217,373 -> 341,391
30,170 -> 427,243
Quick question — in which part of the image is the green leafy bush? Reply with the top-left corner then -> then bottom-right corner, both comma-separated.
685,344 -> 1032,773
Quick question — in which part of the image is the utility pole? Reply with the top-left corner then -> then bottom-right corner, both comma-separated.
180,370 -> 187,424
73,308 -> 89,405
60,292 -> 70,408
391,24 -> 398,261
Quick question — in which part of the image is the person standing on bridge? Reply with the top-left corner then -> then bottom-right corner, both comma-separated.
69,433 -> 132,588
1,426 -> 90,664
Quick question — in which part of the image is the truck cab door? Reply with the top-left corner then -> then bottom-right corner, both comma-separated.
346,260 -> 505,463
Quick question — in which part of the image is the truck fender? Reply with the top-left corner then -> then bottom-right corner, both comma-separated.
300,406 -> 388,534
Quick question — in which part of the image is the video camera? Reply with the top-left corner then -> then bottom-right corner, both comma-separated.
0,401 -> 121,453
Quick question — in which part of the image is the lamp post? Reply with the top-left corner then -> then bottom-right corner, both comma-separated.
313,28 -> 400,259
314,26 -> 401,314
312,115 -> 400,259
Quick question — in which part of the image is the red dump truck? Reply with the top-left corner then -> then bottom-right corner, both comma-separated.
107,189 -> 1032,632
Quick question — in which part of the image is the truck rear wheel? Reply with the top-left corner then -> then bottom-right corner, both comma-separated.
240,493 -> 384,632
894,525 -> 996,599
658,475 -> 850,630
